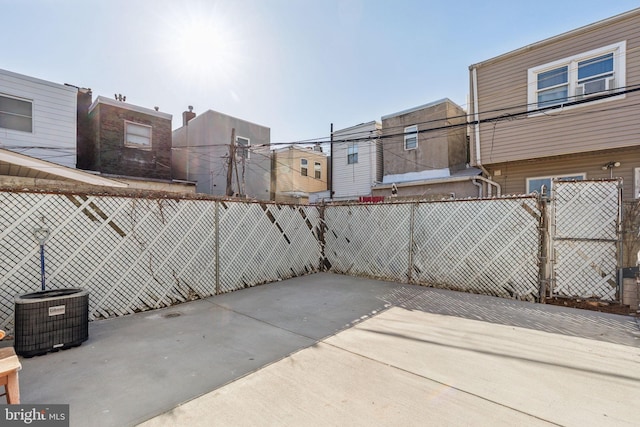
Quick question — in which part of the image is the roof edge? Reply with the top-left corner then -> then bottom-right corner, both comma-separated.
89,96 -> 172,120
469,7 -> 640,69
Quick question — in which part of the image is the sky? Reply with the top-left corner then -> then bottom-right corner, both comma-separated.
2,0 -> 639,146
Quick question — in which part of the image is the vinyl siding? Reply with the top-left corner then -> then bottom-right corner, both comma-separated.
470,10 -> 640,166
0,69 -> 77,168
485,145 -> 640,200
332,121 -> 380,199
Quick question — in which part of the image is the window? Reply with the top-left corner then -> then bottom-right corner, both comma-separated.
347,144 -> 358,164
404,125 -> 417,150
0,94 -> 32,132
125,121 -> 152,149
314,162 -> 321,179
300,158 -> 308,176
236,136 -> 250,160
528,41 -> 625,111
526,173 -> 585,195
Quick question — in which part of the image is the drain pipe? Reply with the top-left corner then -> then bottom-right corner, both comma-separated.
472,67 -> 499,197
473,176 -> 501,197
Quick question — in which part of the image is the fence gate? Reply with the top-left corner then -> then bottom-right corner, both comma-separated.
551,179 -> 622,301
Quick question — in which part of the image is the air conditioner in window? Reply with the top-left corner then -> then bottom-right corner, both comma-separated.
576,77 -> 615,99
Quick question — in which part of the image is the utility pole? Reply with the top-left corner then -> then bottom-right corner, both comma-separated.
226,128 -> 236,196
234,133 -> 241,197
241,149 -> 246,197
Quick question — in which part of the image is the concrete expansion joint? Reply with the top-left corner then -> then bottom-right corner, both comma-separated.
324,338 -> 562,427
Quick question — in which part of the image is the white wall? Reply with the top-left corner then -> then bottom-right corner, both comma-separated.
0,69 -> 78,168
332,121 -> 380,199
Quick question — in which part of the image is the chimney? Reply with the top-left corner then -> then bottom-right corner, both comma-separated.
183,105 -> 196,126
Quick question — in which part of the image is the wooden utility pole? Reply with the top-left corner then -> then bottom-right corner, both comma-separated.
226,128 -> 236,196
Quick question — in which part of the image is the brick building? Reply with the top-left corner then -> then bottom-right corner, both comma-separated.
78,95 -> 172,180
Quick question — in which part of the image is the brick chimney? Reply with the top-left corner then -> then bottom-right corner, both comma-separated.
183,106 -> 196,126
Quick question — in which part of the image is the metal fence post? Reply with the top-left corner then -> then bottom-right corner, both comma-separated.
408,202 -> 416,285
537,194 -> 550,302
215,200 -> 220,295
317,202 -> 328,271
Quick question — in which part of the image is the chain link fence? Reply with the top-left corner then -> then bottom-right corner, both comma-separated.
324,197 -> 542,301
0,192 -> 321,331
0,180 -> 622,330
551,179 -> 621,301
411,197 -> 541,301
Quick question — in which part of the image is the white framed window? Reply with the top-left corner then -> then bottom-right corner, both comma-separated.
527,41 -> 626,112
0,94 -> 33,132
526,173 -> 586,195
404,125 -> 417,150
347,144 -> 358,164
236,136 -> 250,160
300,158 -> 308,176
314,161 -> 321,179
125,121 -> 152,149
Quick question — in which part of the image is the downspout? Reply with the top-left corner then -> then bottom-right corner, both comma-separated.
472,67 -> 486,175
472,176 -> 501,198
471,179 -> 482,198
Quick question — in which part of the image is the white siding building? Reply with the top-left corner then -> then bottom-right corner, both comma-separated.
332,121 -> 381,200
0,68 -> 78,169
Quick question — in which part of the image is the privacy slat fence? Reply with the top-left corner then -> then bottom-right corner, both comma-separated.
0,193 -> 322,330
324,204 -> 412,282
551,179 -> 621,301
326,197 -> 542,301
411,198 -> 541,301
0,179 -> 622,331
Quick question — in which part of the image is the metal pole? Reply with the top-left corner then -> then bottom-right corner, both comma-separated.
408,203 -> 416,284
33,225 -> 50,291
215,201 -> 220,295
39,243 -> 46,291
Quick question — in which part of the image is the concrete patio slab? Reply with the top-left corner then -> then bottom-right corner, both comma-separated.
18,273 -> 414,427
140,307 -> 640,427
13,273 -> 640,426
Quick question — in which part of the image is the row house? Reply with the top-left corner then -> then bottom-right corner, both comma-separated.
370,99 -> 495,200
172,108 -> 272,200
331,121 -> 381,201
272,145 -> 328,204
0,68 -> 77,169
469,8 -> 640,200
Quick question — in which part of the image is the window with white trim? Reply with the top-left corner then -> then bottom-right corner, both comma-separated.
125,121 -> 152,149
236,136 -> 250,159
0,94 -> 32,132
526,173 -> 585,195
347,144 -> 358,164
404,125 -> 417,150
314,162 -> 321,179
528,41 -> 625,111
300,158 -> 308,176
